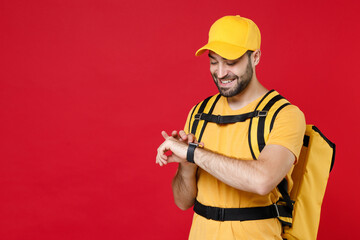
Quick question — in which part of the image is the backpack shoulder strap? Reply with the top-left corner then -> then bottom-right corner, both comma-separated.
189,93 -> 221,142
248,90 -> 291,159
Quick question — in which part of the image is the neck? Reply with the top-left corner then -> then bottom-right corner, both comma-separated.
227,75 -> 268,110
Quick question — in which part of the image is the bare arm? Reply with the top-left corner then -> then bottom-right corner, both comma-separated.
193,144 -> 294,195
156,131 -> 294,196
172,162 -> 197,210
156,131 -> 200,210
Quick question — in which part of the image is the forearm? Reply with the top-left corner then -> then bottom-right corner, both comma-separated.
157,130 -> 293,199
172,163 -> 198,210
193,145 -> 294,195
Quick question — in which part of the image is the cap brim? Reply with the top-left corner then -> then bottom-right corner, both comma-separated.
195,41 -> 249,60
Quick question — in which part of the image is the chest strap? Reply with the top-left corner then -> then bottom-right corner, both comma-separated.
194,110 -> 268,124
194,199 -> 291,222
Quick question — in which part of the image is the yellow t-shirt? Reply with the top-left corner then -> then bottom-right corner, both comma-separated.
184,93 -> 306,240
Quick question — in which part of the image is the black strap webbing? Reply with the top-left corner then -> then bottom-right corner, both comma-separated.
194,110 -> 268,124
277,178 -> 294,213
269,103 -> 291,131
277,179 -> 292,205
191,96 -> 212,135
197,94 -> 221,143
257,94 -> 284,152
248,90 -> 275,160
194,199 -> 290,222
188,102 -> 200,133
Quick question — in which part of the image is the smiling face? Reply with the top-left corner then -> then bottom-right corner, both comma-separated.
209,51 -> 253,98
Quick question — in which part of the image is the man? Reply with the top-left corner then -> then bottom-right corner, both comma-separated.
156,15 -> 305,240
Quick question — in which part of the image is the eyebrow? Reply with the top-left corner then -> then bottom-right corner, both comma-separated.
208,53 -> 216,59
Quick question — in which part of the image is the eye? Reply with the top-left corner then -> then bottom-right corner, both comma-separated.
226,61 -> 236,66
210,61 -> 218,65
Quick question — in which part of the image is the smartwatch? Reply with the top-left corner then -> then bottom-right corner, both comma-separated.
187,142 -> 199,163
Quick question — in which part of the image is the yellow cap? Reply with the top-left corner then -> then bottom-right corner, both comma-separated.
195,15 -> 261,60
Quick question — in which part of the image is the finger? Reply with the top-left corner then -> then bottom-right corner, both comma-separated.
160,154 -> 168,165
157,145 -> 166,160
172,130 -> 183,141
156,155 -> 167,166
179,130 -> 188,141
159,159 -> 166,166
160,153 -> 168,161
187,134 -> 195,143
156,156 -> 163,166
199,142 -> 205,147
171,130 -> 178,137
161,131 -> 170,139
158,158 -> 166,166
157,146 -> 168,160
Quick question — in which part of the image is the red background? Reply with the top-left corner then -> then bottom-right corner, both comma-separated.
1,0 -> 359,239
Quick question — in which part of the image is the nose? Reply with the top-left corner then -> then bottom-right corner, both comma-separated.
217,63 -> 228,79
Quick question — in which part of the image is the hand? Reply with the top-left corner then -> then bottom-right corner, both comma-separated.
170,130 -> 204,147
155,130 -> 204,167
156,131 -> 187,166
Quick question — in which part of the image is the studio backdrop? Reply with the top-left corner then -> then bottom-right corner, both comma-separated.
1,0 -> 359,239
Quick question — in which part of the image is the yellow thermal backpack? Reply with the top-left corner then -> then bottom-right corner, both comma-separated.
189,90 -> 335,240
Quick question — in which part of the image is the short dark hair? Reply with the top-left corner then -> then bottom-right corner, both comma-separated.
245,50 -> 254,58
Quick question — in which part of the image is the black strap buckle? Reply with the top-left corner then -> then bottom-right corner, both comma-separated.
216,115 -> 221,124
194,113 -> 202,120
273,204 -> 280,218
256,111 -> 268,117
206,205 -> 225,221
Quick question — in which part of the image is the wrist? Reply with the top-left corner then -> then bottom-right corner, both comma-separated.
187,142 -> 199,164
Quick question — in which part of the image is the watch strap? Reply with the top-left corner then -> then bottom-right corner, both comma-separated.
186,142 -> 198,163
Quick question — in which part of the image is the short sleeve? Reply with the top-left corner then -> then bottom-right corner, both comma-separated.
183,105 -> 196,134
266,105 -> 306,161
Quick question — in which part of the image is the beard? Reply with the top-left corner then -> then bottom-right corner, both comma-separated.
212,59 -> 253,97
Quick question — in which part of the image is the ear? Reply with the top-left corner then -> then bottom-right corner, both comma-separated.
252,49 -> 261,66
